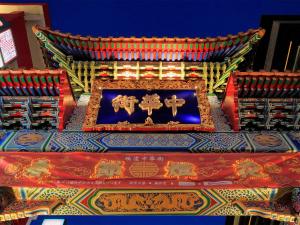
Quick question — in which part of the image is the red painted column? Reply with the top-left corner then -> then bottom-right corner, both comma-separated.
1,11 -> 33,68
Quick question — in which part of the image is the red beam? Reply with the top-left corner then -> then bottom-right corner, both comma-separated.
0,152 -> 299,189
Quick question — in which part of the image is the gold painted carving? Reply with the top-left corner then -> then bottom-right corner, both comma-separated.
233,159 -> 269,180
165,161 -> 197,178
164,95 -> 185,117
22,159 -> 52,181
91,190 -> 207,214
117,121 -> 130,125
91,160 -> 124,179
144,117 -> 154,126
139,94 -> 163,116
167,121 -> 180,125
129,162 -> 159,178
112,95 -> 138,115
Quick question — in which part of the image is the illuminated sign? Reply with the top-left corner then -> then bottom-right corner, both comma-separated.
0,29 -> 17,64
41,219 -> 65,225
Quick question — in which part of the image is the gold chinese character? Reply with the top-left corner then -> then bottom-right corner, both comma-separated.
139,94 -> 163,116
166,161 -> 196,178
164,95 -> 185,117
112,95 -> 139,115
92,160 -> 123,178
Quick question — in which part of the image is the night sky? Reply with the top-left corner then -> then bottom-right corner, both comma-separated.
2,0 -> 300,37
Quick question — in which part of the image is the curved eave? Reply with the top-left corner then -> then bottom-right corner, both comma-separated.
33,25 -> 264,43
32,25 -> 265,62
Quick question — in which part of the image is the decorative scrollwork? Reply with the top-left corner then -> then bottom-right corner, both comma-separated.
90,190 -> 207,214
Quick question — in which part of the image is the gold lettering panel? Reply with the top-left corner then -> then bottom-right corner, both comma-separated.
83,79 -> 215,132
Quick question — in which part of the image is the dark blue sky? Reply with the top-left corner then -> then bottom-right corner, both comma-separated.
30,215 -> 227,225
2,0 -> 300,37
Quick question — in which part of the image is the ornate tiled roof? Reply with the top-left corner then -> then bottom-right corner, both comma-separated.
0,69 -> 76,130
33,26 -> 265,94
33,25 -> 265,62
